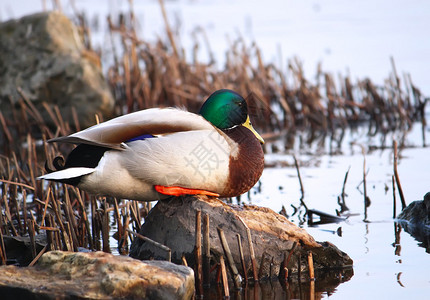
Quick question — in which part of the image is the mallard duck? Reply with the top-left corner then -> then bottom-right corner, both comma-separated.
38,89 -> 265,201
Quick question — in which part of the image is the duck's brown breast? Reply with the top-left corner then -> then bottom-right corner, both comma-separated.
221,126 -> 264,197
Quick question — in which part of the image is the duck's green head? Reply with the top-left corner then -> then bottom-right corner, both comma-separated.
199,89 -> 264,144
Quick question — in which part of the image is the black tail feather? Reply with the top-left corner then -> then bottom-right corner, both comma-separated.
44,155 -> 66,173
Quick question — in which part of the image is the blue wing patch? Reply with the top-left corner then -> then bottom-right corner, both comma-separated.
126,134 -> 155,142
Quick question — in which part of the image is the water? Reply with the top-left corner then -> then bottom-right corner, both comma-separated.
247,122 -> 430,298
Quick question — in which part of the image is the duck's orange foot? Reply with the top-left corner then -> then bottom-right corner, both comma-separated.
154,185 -> 220,197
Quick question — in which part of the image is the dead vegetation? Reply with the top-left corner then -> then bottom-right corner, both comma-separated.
103,7 -> 427,138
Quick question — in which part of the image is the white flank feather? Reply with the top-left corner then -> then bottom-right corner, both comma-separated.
38,167 -> 95,180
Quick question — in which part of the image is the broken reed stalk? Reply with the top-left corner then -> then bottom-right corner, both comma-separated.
195,210 -> 203,297
65,222 -> 74,251
310,276 -> 315,300
355,144 -> 370,222
258,252 -> 267,280
270,257 -> 275,279
11,187 -> 23,235
28,245 -> 47,267
128,201 -> 141,232
90,197 -> 100,251
236,233 -> 248,282
217,227 -> 242,289
122,201 -> 132,252
393,140 -> 406,210
41,223 -> 60,251
0,231 -> 6,265
214,264 -> 221,284
157,0 -> 179,58
363,153 -> 368,222
282,252 -> 289,280
22,190 -> 28,235
53,218 -> 62,250
46,215 -> 57,251
392,175 -> 397,218
202,213 -> 211,287
127,229 -> 171,262
307,252 -> 315,280
113,199 -> 123,243
293,155 -> 308,211
237,215 -> 258,282
102,199 -> 111,253
64,188 -> 79,251
281,241 -> 297,281
27,219 -> 37,259
219,255 -> 230,298
0,203 -> 5,235
394,223 -> 402,257
44,215 -> 56,250
120,202 -> 131,254
3,193 -> 18,236
0,179 -> 35,191
0,112 -> 13,145
12,191 -> 24,236
338,166 -> 351,213
48,193 -> 71,250
181,254 -> 188,266
132,201 -> 141,231
75,190 -> 93,249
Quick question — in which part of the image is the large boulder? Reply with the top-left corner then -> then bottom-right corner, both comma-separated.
1,235 -> 47,266
0,11 -> 114,129
0,251 -> 194,300
397,192 -> 430,252
130,196 -> 353,282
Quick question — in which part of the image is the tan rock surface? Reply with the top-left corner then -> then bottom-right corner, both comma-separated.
0,251 -> 194,300
130,196 -> 352,281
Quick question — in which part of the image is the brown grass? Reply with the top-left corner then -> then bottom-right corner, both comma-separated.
103,9 -> 427,137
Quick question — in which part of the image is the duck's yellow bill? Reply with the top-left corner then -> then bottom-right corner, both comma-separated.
242,116 -> 265,144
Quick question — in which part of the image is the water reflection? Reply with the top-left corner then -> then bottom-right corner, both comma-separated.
396,192 -> 430,253
397,220 -> 430,254
202,268 -> 354,300
393,223 -> 402,256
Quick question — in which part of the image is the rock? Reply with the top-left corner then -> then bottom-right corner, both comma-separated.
2,235 -> 47,266
0,251 -> 194,300
130,196 -> 353,282
0,12 -> 114,129
397,192 -> 430,252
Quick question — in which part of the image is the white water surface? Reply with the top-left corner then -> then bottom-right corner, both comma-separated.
251,122 -> 430,299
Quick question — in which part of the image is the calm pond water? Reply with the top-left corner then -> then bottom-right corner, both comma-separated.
247,121 -> 430,299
